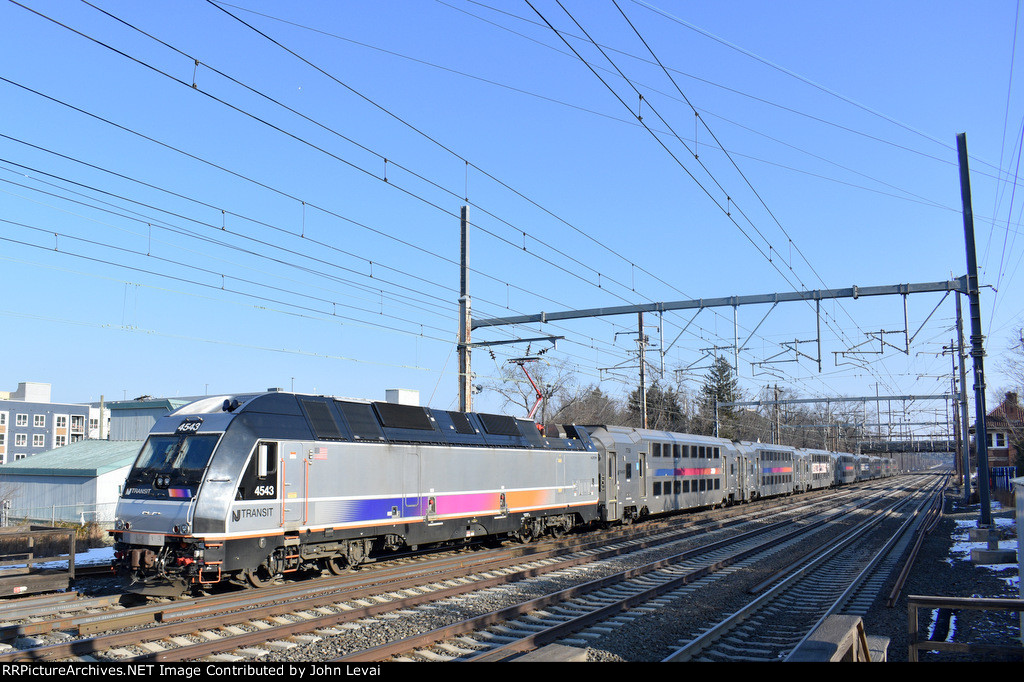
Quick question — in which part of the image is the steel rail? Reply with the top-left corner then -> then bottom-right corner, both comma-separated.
783,477 -> 946,660
659,476 -> 932,661
886,474 -> 950,607
0,497 -> 807,662
0,483 -> 887,663
334,492 -> 892,663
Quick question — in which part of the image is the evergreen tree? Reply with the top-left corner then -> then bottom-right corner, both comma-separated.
627,380 -> 685,431
697,356 -> 740,436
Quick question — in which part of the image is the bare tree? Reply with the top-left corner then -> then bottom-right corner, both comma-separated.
550,384 -> 625,425
997,327 -> 1024,472
1002,326 -> 1024,392
483,355 -> 583,422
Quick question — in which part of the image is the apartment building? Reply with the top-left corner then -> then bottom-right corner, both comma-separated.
0,382 -> 99,464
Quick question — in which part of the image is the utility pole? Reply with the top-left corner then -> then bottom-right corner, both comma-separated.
951,376 -> 961,477
774,384 -> 781,445
944,340 -> 962,484
956,292 -> 972,502
957,133 -> 991,527
458,205 -> 472,413
638,312 -> 648,429
714,399 -> 719,438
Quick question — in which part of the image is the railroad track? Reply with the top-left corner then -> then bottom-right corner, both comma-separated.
662,474 -> 944,662
0,481 -> 900,662
330,486 -> 902,662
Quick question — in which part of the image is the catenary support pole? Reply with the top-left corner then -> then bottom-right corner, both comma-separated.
956,133 -> 991,527
458,206 -> 472,413
638,312 -> 647,429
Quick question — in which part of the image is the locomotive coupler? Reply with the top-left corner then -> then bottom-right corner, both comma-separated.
129,548 -> 158,570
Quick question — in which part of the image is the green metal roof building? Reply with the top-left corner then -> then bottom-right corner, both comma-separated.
0,439 -> 142,525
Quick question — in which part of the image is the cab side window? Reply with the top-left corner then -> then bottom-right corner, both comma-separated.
236,441 -> 279,500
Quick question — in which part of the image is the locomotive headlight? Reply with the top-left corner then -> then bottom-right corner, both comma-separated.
175,522 -> 191,535
114,519 -> 124,530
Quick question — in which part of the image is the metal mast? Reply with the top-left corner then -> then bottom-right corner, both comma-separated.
458,206 -> 472,412
956,133 -> 991,527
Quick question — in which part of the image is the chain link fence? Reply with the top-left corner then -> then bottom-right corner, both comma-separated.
0,499 -> 117,530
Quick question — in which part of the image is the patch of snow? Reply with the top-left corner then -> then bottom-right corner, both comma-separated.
0,545 -> 114,571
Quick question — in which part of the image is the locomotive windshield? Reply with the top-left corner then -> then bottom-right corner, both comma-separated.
126,433 -> 219,487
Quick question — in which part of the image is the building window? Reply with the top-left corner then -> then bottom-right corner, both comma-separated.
34,415 -> 45,428
56,415 -> 67,429
0,412 -> 5,425
55,435 -> 67,447
988,432 -> 1007,448
14,453 -> 26,461
16,414 -> 27,427
15,434 -> 27,447
32,434 -> 44,447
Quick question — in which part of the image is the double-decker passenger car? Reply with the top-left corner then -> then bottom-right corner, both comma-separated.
741,442 -> 799,499
802,449 -> 836,491
586,427 -> 738,521
833,453 -> 858,485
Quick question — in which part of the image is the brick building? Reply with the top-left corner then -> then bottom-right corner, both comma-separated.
974,391 -> 1024,469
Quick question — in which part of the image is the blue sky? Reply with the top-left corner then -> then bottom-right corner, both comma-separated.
1,0 -> 1022,435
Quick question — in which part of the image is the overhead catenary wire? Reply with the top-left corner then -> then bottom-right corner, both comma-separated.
606,0 -> 906,397
0,1 -> 974,414
197,0 -> 774,348
18,0 -> 660,353
0,159 -> 623,381
0,121 -> 636,388
453,0 -> 1022,189
0,75 -> 627,354
526,0 -> 910,399
210,0 -> 1007,404
46,0 -> 840,398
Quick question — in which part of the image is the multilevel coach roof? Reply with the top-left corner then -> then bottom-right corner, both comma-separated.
155,391 -> 596,452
